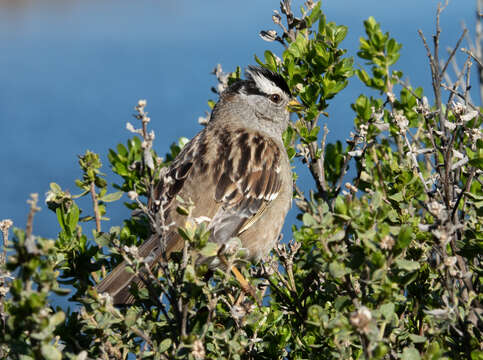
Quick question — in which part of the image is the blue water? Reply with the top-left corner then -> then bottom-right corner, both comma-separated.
0,0 -> 475,242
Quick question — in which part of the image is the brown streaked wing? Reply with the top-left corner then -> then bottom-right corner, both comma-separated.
210,130 -> 283,244
153,127 -> 283,252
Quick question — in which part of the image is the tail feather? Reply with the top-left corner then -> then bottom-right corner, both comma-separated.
95,234 -> 163,305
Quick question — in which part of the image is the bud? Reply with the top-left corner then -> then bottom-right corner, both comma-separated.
127,191 -> 138,200
394,111 -> 408,132
231,304 -> 246,319
0,219 -> 13,233
305,0 -> 315,10
460,109 -> 479,122
191,339 -> 205,360
428,201 -> 444,218
444,256 -> 457,268
386,92 -> 396,103
272,11 -> 282,24
380,235 -> 395,250
350,306 -> 372,333
451,101 -> 465,116
260,30 -> 278,42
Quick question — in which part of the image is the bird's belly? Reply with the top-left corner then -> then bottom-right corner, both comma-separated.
239,191 -> 291,262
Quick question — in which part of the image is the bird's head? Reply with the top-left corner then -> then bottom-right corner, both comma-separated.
213,66 -> 297,138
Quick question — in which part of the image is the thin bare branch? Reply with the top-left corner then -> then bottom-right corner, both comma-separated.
0,220 -> 13,264
90,182 -> 101,234
25,193 -> 40,240
441,29 -> 468,75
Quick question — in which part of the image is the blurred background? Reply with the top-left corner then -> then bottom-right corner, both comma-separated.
0,0 -> 476,241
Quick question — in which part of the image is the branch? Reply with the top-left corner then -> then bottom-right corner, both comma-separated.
90,182 -> 101,234
0,219 -> 13,265
25,193 -> 40,240
441,29 -> 467,75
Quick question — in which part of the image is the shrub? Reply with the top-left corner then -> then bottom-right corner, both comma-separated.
1,1 -> 481,359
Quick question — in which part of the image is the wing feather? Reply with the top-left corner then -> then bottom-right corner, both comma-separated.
208,130 -> 283,245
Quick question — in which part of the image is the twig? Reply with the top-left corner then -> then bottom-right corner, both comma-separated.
465,53 -> 473,105
181,299 -> 188,338
0,220 -> 13,263
263,273 -> 304,322
461,47 -> 483,69
130,327 -> 154,350
0,219 -> 13,332
275,241 -> 300,293
308,139 -> 328,197
293,183 -> 310,212
90,182 -> 101,234
441,30 -> 468,75
441,83 -> 479,110
370,146 -> 388,198
25,193 -> 40,240
445,57 -> 472,117
333,137 -> 366,198
397,79 -> 423,101
319,123 -> 329,191
451,168 -> 475,221
475,0 -> 483,104
139,263 -> 174,322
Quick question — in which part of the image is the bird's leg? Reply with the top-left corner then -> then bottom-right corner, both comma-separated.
217,253 -> 261,306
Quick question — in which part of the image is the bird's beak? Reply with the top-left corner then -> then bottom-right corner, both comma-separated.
287,98 -> 303,112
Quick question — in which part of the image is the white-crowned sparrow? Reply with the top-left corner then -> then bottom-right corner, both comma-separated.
96,66 -> 295,304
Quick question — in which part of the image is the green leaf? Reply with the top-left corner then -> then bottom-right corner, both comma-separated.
183,264 -> 196,283
177,206 -> 191,217
389,191 -> 404,202
356,69 -> 371,86
178,227 -> 193,241
380,302 -> 395,320
401,346 -> 421,360
471,350 -> 483,360
468,147 -> 483,169
95,233 -> 111,247
56,208 -> 66,232
41,345 -> 62,360
116,143 -> 128,157
307,305 -> 324,324
335,25 -> 348,44
283,126 -> 295,147
125,307 -> 138,327
329,261 -> 349,279
395,259 -> 419,271
302,213 -> 317,227
158,338 -> 172,353
334,196 -> 348,215
50,182 -> 62,193
334,295 -> 350,311
199,242 -> 220,257
264,50 -> 278,71
50,311 -> 65,327
396,225 -> 412,250
67,204 -> 80,232
408,334 -> 427,343
287,33 -> 308,58
100,191 -> 123,203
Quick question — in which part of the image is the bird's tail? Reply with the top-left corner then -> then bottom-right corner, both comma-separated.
95,234 -> 164,305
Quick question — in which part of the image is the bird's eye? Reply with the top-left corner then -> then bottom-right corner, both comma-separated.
269,94 -> 281,103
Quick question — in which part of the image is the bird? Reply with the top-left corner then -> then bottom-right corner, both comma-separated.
96,66 -> 296,305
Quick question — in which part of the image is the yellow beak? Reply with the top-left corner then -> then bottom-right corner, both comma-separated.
287,98 -> 303,112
